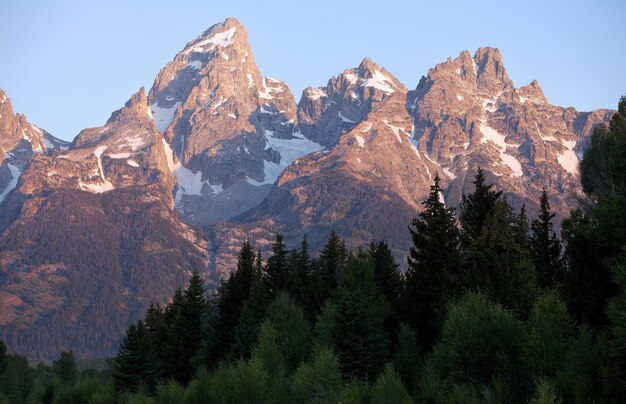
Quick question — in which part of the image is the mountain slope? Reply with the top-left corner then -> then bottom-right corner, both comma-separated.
0,89 -> 208,360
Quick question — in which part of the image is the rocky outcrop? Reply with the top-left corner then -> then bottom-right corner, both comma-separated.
0,89 -> 69,204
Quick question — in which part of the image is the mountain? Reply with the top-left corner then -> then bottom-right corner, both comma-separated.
0,17 -> 612,360
0,88 -> 208,359
146,18 -> 321,227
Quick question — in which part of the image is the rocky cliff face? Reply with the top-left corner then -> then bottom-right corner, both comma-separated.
0,89 -> 69,204
408,47 -> 612,219
0,88 -> 208,360
0,18 -> 613,360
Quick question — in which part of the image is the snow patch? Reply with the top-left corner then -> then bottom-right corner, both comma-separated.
259,105 -> 275,114
338,111 -> 356,123
479,121 -> 523,177
0,163 -> 21,202
438,191 -> 446,205
354,135 -> 365,148
161,139 -> 222,202
116,135 -> 145,151
189,60 -> 202,69
108,152 -> 132,159
535,123 -> 556,142
456,94 -> 464,101
382,120 -> 411,143
127,159 -> 140,167
227,113 -> 237,119
184,26 -> 236,55
360,122 -> 372,133
149,102 -> 181,133
443,167 -> 457,180
80,180 -> 115,194
247,73 -> 254,88
360,70 -> 395,93
344,72 -> 358,85
307,87 -> 327,100
211,96 -> 229,111
43,136 -> 55,150
557,140 -> 579,175
257,77 -> 285,100
248,131 -> 324,186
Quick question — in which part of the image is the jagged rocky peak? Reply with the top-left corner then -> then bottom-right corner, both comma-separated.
108,87 -> 151,124
0,88 -> 70,203
147,17 -> 297,161
73,87 -> 152,149
516,79 -> 548,105
139,18 -> 305,227
0,89 -> 67,157
297,57 -> 405,147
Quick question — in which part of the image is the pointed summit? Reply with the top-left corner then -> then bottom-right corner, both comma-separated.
106,87 -> 150,125
473,47 -> 510,85
298,58 -> 405,147
517,79 -> 547,105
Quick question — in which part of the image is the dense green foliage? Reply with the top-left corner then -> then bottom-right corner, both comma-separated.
2,95 -> 626,403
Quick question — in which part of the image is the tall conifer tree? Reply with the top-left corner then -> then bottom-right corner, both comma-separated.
404,174 -> 461,350
530,189 -> 563,289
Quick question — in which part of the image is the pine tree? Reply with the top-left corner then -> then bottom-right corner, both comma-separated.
310,231 -> 349,315
291,236 -> 312,311
523,291 -> 573,381
264,233 -> 289,297
530,189 -> 564,289
205,240 -> 258,364
112,322 -> 147,392
404,174 -> 461,350
370,240 -> 404,337
143,303 -> 164,392
605,254 -> 626,398
332,252 -> 390,380
52,351 -> 77,385
228,250 -> 269,362
161,288 -> 185,381
562,96 -> 626,329
174,271 -> 207,384
580,95 -> 626,196
466,200 -> 538,317
460,167 -> 502,247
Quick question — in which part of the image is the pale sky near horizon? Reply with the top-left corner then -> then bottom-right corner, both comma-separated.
1,0 -> 624,142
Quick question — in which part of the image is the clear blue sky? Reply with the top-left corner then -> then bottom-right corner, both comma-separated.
1,0 -> 624,141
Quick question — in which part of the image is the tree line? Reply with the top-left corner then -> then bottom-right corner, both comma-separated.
1,95 -> 625,403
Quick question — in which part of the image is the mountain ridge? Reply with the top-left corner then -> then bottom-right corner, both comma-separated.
0,17 -> 613,360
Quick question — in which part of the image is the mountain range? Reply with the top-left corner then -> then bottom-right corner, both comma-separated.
0,17 -> 612,359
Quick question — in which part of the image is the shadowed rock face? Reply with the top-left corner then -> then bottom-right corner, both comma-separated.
0,17 -> 612,360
